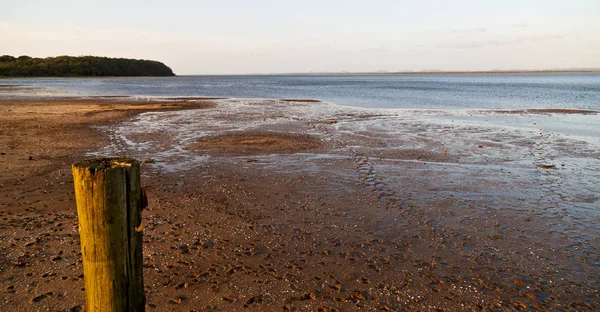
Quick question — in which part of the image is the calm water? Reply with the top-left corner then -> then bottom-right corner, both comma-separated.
2,73 -> 600,110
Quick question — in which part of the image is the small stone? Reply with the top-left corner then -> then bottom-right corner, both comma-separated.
31,292 -> 53,303
69,305 -> 84,312
537,164 -> 556,169
301,292 -> 316,300
177,244 -> 189,253
202,241 -> 215,249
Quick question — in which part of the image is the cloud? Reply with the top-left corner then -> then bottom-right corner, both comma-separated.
0,22 -> 261,46
439,34 -> 566,49
447,27 -> 489,35
511,23 -> 529,28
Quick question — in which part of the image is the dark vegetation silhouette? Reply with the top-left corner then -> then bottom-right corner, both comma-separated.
0,55 -> 175,77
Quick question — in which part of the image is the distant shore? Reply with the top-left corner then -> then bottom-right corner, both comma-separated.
284,69 -> 600,76
3,69 -> 599,78
0,55 -> 175,77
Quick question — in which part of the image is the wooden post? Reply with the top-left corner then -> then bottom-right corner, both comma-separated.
72,158 -> 145,311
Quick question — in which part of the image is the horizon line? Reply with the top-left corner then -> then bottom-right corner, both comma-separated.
176,68 -> 600,76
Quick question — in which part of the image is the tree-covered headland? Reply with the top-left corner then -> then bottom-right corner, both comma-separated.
0,55 -> 175,77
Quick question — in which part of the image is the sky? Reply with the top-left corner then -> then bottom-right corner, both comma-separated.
1,0 -> 599,74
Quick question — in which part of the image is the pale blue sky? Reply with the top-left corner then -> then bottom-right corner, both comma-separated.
2,0 -> 599,74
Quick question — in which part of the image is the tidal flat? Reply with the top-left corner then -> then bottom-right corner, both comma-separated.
0,96 -> 599,311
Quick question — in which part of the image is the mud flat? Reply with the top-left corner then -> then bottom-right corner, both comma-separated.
0,98 -> 599,311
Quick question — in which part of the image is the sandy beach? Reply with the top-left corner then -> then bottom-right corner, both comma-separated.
1,97 -> 599,311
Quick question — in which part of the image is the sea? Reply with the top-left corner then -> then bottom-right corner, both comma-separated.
2,73 -> 600,110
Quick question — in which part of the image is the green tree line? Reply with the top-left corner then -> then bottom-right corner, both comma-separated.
0,55 -> 175,77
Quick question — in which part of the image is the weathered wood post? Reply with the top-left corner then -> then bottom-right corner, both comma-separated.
72,158 -> 145,311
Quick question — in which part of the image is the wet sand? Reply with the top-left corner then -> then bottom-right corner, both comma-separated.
0,98 -> 599,311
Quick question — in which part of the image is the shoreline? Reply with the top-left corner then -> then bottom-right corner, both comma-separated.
1,87 -> 598,116
1,97 -> 599,310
